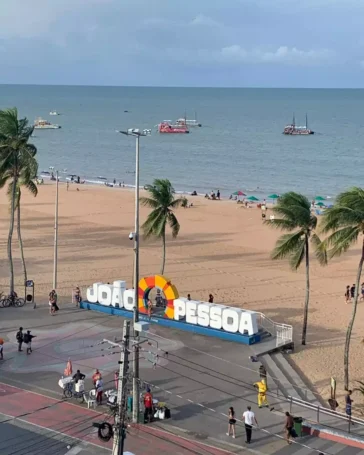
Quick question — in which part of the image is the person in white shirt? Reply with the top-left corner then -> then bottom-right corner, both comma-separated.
95,377 -> 103,405
242,406 -> 258,444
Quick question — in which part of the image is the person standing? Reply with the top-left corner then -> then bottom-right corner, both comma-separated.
147,299 -> 153,319
74,286 -> 82,307
187,294 -> 191,301
16,327 -> 23,352
208,294 -> 214,303
95,376 -> 103,405
284,411 -> 295,445
242,406 -> 258,444
92,369 -> 101,386
226,407 -> 236,438
345,285 -> 351,303
254,379 -> 269,408
350,284 -> 356,302
49,290 -> 58,315
0,338 -> 4,360
345,390 -> 354,425
144,388 -> 153,423
23,330 -> 36,355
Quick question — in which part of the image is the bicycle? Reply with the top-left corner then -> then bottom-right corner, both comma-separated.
63,381 -> 86,404
0,294 -> 25,308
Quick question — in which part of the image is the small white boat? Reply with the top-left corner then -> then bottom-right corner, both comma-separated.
49,111 -> 60,116
34,117 -> 61,129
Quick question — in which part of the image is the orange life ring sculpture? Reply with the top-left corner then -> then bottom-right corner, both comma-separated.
138,275 -> 179,319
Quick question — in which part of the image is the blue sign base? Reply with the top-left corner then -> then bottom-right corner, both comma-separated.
79,301 -> 261,345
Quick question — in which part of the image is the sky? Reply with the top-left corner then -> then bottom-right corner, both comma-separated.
1,0 -> 363,88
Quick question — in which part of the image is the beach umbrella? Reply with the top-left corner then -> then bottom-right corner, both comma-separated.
268,194 -> 279,200
315,196 -> 325,201
316,201 -> 325,207
247,196 -> 259,201
64,358 -> 73,377
232,190 -> 246,196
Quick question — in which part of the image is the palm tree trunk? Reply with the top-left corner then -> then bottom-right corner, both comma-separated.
160,229 -> 166,275
8,174 -> 17,294
344,239 -> 364,390
301,236 -> 310,345
17,195 -> 27,284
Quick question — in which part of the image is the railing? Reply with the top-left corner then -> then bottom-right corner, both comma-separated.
256,312 -> 293,347
287,395 -> 364,436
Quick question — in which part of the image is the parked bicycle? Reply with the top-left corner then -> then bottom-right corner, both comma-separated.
0,292 -> 25,308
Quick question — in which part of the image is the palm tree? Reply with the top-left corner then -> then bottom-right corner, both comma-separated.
0,108 -> 37,293
265,192 -> 327,345
320,187 -> 364,390
140,179 -> 184,274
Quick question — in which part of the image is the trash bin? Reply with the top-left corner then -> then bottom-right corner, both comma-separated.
293,417 -> 303,437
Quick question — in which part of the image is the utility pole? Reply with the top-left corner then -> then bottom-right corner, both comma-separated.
116,128 -> 151,424
104,320 -> 131,455
50,167 -> 59,290
132,133 -> 140,424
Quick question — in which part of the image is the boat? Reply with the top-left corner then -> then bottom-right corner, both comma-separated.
49,111 -> 60,116
34,118 -> 61,129
283,114 -> 314,135
175,112 -> 202,127
158,121 -> 189,134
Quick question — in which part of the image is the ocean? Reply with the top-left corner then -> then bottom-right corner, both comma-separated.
1,84 -> 364,199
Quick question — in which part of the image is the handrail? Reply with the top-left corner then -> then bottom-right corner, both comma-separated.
256,312 -> 293,347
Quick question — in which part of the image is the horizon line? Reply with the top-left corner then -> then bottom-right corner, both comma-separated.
0,83 -> 364,90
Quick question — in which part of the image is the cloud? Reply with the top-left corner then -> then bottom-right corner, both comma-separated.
189,15 -> 222,28
220,45 -> 335,66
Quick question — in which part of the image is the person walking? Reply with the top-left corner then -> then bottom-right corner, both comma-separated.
49,290 -> 58,315
284,411 -> 295,445
208,294 -> 214,303
147,299 -> 153,319
242,406 -> 258,444
0,338 -> 4,360
73,286 -> 82,307
144,388 -> 153,423
23,330 -> 36,355
254,379 -> 269,408
226,406 -> 236,438
16,327 -> 24,352
92,369 -> 101,386
95,376 -> 103,405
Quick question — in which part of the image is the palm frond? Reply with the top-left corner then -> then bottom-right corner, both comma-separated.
271,230 -> 305,263
140,196 -> 160,209
167,212 -> 180,238
310,232 -> 328,266
325,226 -> 360,258
288,237 -> 306,270
264,217 -> 297,231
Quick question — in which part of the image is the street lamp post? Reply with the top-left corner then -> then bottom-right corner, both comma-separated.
116,128 -> 150,423
49,166 -> 59,290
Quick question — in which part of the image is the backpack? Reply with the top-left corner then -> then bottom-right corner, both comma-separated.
16,331 -> 23,342
23,333 -> 30,344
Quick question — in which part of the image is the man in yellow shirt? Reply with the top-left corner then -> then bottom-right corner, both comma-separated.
254,379 -> 269,408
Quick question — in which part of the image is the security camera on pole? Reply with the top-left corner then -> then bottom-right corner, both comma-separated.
116,128 -> 151,423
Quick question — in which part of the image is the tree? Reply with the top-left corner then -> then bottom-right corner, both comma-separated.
140,179 -> 184,274
0,108 -> 37,292
265,192 -> 327,345
320,187 -> 364,390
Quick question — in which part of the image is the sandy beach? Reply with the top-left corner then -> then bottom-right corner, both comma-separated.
0,181 -> 363,410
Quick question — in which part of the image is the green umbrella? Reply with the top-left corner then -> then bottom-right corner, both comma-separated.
247,196 -> 259,201
268,194 -> 279,199
316,201 -> 325,207
315,196 -> 325,201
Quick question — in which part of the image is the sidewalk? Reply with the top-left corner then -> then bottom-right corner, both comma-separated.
0,382 -> 235,455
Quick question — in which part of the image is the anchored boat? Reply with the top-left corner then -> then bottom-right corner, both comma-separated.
283,114 -> 314,135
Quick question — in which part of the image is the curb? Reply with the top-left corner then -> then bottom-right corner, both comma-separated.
302,422 -> 364,449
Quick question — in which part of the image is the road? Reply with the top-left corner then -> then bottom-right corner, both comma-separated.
0,304 -> 363,454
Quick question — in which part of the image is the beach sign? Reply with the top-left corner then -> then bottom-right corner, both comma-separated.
84,275 -> 260,343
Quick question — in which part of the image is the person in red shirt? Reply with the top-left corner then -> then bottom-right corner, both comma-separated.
92,369 -> 101,386
144,388 -> 153,422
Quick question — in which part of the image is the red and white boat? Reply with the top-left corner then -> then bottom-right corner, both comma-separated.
158,121 -> 189,134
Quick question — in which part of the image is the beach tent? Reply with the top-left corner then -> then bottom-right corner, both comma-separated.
232,191 -> 246,196
315,196 -> 325,201
247,196 -> 259,201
